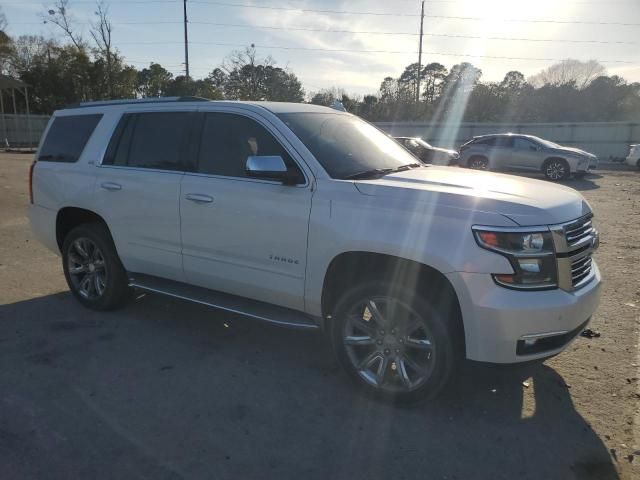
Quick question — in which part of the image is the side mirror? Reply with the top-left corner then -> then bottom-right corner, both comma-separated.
245,155 -> 298,185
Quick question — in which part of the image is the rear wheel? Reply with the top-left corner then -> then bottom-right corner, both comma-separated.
62,223 -> 131,310
543,158 -> 570,181
331,282 -> 458,403
468,156 -> 488,170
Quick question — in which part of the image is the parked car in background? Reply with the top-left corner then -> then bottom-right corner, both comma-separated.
395,137 -> 459,166
459,133 -> 598,181
626,144 -> 639,169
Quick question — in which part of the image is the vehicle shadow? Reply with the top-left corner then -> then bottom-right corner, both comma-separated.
0,292 -> 619,480
513,171 -> 602,191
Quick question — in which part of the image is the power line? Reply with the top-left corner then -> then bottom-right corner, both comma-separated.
185,1 -> 640,25
184,21 -> 639,45
14,19 -> 637,46
114,40 -> 637,63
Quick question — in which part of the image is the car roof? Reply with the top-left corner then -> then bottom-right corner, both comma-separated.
474,133 -> 539,140
59,97 -> 340,116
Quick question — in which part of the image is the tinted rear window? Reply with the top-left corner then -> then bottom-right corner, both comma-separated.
103,112 -> 192,171
38,114 -> 102,162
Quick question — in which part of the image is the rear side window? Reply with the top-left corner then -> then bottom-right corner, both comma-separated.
38,114 -> 102,163
196,112 -> 302,180
103,112 -> 192,171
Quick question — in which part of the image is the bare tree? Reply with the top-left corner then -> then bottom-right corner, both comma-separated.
0,6 -> 8,32
528,59 -> 606,90
90,0 -> 114,96
42,0 -> 84,50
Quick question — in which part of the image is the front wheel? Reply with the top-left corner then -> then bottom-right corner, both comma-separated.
62,223 -> 132,310
468,156 -> 488,170
543,158 -> 570,181
331,282 -> 458,403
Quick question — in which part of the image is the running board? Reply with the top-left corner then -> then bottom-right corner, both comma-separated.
128,273 -> 320,331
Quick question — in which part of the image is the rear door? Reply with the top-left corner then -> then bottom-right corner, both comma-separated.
179,110 -> 313,311
489,136 -> 515,169
94,110 -> 195,281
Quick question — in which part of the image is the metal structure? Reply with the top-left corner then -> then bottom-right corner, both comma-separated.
0,74 -> 33,149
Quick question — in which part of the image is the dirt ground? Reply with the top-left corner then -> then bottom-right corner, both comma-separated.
1,152 -> 639,479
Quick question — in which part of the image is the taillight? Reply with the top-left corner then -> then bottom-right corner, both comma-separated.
29,160 -> 36,204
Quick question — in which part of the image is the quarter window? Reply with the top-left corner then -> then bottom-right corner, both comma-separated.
39,114 -> 102,163
196,112 -> 303,181
103,112 -> 192,171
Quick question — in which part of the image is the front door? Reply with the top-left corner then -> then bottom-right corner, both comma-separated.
94,110 -> 195,281
510,137 -> 542,171
180,111 -> 313,311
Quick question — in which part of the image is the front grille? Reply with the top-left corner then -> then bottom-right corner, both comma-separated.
562,215 -> 597,288
565,217 -> 594,247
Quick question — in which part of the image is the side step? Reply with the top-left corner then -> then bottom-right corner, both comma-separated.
128,273 -> 320,331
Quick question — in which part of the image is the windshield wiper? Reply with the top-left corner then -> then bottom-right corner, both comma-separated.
342,163 -> 421,180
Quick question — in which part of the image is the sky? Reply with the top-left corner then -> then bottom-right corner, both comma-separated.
3,0 -> 640,97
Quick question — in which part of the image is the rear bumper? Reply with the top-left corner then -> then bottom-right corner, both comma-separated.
28,204 -> 60,255
446,262 -> 601,363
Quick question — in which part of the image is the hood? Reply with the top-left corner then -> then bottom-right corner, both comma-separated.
353,166 -> 592,226
430,146 -> 457,156
553,146 -> 597,159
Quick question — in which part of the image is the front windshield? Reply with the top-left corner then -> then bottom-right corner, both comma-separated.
532,136 -> 560,148
277,112 -> 419,179
414,138 -> 433,149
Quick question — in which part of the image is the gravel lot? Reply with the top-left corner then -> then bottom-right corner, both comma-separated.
1,152 -> 638,480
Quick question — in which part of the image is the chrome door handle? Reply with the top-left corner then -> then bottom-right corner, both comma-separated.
100,182 -> 121,191
185,193 -> 213,204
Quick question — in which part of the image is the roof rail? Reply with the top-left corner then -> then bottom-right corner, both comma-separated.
64,96 -> 210,109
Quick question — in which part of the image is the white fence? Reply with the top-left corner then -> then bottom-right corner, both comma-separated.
375,121 -> 640,159
2,114 -> 638,159
0,114 -> 50,148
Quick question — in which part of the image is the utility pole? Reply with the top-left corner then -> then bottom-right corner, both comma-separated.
183,0 -> 190,78
416,0 -> 425,103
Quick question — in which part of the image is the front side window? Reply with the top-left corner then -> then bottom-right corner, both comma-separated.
514,138 -> 537,150
196,112 -> 303,181
103,112 -> 191,171
277,112 -> 418,179
39,114 -> 102,163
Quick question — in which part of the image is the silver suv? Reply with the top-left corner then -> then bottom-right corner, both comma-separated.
459,133 -> 597,181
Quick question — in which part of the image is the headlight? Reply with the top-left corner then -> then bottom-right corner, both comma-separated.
473,228 -> 557,290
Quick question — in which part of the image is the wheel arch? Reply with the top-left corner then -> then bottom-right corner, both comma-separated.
320,251 -> 465,350
56,207 -> 112,252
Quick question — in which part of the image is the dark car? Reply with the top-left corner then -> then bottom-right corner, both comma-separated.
395,137 -> 459,166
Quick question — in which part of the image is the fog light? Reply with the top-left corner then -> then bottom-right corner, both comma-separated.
524,338 -> 538,347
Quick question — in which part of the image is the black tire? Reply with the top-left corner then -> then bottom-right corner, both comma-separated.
543,158 -> 570,181
637,159 -> 640,170
467,156 -> 488,170
62,223 -> 131,311
331,281 -> 459,404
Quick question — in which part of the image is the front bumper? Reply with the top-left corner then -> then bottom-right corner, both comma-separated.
446,262 -> 601,363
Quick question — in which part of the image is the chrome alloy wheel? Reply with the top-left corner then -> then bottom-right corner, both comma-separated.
67,237 -> 107,300
546,161 -> 566,180
342,297 -> 436,393
469,158 -> 488,170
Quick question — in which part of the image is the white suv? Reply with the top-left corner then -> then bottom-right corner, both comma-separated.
29,98 -> 601,402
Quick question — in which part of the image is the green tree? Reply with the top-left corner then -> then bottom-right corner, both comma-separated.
421,62 -> 447,104
137,63 -> 173,97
